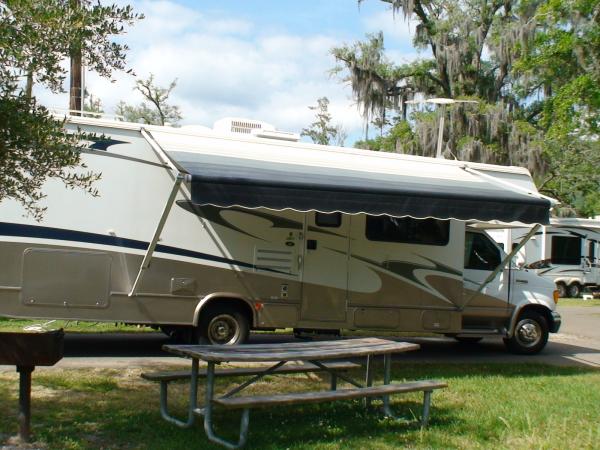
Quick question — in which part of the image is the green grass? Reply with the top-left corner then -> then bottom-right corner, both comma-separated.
1,363 -> 599,449
0,317 -> 154,333
558,298 -> 600,307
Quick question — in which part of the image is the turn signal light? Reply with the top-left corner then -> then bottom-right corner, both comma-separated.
553,290 -> 560,304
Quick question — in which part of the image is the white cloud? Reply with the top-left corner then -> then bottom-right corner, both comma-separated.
361,9 -> 418,44
36,0 -> 365,141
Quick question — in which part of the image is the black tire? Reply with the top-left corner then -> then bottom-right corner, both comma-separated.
504,310 -> 549,355
556,283 -> 567,298
196,305 -> 249,345
567,283 -> 582,298
454,336 -> 483,344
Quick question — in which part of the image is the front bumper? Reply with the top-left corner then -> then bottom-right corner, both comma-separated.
550,311 -> 562,333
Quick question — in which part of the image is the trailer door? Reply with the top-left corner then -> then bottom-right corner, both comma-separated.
300,212 -> 349,322
463,231 -> 512,317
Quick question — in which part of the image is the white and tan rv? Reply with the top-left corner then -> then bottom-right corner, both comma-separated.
489,218 -> 600,298
0,116 -> 561,353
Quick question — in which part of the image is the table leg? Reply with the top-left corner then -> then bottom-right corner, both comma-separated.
159,358 -> 198,428
17,365 -> 33,443
204,361 -> 250,449
422,390 -> 432,427
382,354 -> 392,416
364,355 -> 373,408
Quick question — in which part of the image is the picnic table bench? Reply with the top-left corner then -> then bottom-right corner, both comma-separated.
144,338 -> 446,449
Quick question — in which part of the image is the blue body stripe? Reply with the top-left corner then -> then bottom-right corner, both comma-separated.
0,222 -> 261,271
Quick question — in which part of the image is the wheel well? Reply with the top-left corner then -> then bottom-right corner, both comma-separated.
194,297 -> 254,328
514,304 -> 553,330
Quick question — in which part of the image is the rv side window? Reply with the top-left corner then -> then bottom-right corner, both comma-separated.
365,216 -> 449,245
315,212 -> 342,228
588,241 -> 596,262
465,232 -> 501,271
551,236 -> 581,265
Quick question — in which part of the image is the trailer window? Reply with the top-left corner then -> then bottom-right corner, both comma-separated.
365,216 -> 449,245
551,236 -> 581,265
588,241 -> 596,263
465,232 -> 501,271
315,212 -> 342,228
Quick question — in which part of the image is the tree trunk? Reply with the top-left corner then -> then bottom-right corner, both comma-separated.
25,70 -> 33,100
69,0 -> 82,115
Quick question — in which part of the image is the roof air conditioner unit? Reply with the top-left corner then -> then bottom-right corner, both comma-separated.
213,117 -> 275,135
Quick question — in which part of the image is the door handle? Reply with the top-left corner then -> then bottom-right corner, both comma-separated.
306,239 -> 317,250
515,279 -> 528,284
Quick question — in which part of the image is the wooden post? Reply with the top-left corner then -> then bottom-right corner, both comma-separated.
16,366 -> 34,442
69,0 -> 82,115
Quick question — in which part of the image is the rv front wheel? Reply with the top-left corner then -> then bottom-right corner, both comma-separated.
197,306 -> 249,345
504,310 -> 549,355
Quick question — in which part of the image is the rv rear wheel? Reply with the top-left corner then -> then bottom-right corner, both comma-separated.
556,282 -> 567,298
197,306 -> 249,345
567,283 -> 582,298
504,310 -> 549,355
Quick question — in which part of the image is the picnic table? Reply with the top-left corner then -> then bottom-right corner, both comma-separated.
146,337 -> 446,449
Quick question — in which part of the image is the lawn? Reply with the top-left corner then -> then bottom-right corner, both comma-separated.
0,318 -> 154,333
558,298 -> 600,307
1,363 -> 599,449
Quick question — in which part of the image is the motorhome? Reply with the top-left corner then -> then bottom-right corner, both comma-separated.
0,115 -> 561,354
489,218 -> 600,298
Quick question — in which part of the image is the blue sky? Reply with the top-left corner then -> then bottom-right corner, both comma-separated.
37,0 -> 425,144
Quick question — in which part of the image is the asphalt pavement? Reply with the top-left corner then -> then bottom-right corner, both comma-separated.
1,305 -> 599,372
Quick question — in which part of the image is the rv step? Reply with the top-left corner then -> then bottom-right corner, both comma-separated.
455,329 -> 502,335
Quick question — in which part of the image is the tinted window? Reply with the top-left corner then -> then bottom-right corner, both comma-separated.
551,236 -> 581,265
315,212 -> 342,228
465,232 -> 501,270
365,216 -> 449,245
588,241 -> 596,262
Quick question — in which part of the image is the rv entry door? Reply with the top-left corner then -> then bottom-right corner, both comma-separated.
300,212 -> 350,322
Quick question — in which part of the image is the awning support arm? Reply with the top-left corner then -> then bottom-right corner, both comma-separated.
129,128 -> 185,297
129,173 -> 183,297
460,224 -> 541,311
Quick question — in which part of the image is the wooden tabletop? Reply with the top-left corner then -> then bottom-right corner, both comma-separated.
163,338 -> 420,362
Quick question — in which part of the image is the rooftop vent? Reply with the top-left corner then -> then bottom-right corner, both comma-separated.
213,117 -> 299,141
213,117 -> 275,135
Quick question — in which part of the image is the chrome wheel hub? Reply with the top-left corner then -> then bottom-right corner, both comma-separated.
516,319 -> 541,347
208,314 -> 240,345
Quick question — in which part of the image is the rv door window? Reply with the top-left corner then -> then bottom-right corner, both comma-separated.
588,241 -> 596,263
315,212 -> 342,228
551,236 -> 581,265
465,232 -> 501,271
365,216 -> 449,245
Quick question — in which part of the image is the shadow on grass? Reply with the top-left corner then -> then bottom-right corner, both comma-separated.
2,361 -> 599,449
17,392 -> 457,450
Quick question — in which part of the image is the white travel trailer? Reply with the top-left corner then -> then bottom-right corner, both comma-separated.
489,218 -> 600,297
0,115 -> 561,353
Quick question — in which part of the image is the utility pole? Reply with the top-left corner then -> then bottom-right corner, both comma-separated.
69,0 -> 82,115
406,98 -> 478,159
